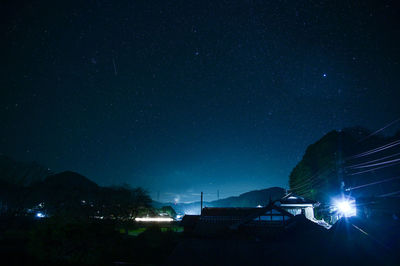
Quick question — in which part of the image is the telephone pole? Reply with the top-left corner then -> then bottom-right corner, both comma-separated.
200,192 -> 203,215
337,130 -> 345,193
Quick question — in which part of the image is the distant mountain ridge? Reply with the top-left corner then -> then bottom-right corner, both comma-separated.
1,169 -> 153,217
156,187 -> 286,214
0,155 -> 51,186
1,156 -> 286,216
42,171 -> 99,191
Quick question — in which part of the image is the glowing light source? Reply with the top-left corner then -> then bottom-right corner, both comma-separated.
36,212 -> 45,218
334,198 -> 356,217
135,217 -> 173,222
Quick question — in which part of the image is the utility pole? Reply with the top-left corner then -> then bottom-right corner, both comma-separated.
337,130 -> 345,194
200,192 -> 203,215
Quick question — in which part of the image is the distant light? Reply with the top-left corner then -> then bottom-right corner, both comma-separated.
323,73 -> 327,77
176,214 -> 183,220
334,198 -> 356,217
256,205 -> 263,208
174,197 -> 180,204
135,217 -> 173,222
36,212 -> 45,218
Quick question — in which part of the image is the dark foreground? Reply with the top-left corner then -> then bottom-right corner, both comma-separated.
167,216 -> 400,266
1,216 -> 399,265
0,216 -> 180,265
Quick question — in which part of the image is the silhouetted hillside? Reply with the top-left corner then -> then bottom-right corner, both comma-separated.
40,171 -> 99,191
212,187 -> 285,207
0,155 -> 50,186
168,187 -> 286,214
0,163 -> 153,218
289,127 -> 400,203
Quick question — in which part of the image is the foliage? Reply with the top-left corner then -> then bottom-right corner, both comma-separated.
22,217 -> 181,265
158,206 -> 177,217
289,127 -> 400,205
98,186 -> 153,218
1,170 -> 154,220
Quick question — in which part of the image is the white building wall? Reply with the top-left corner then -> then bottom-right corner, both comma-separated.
305,207 -> 314,220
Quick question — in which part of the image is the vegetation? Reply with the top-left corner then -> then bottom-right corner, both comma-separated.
0,216 -> 181,265
0,171 -> 154,220
0,167 -> 180,265
289,127 -> 400,206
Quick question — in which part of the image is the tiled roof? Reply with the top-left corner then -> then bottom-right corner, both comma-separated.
201,207 -> 259,217
279,194 -> 318,205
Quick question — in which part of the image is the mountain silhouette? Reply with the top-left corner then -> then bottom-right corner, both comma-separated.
163,187 -> 286,214
0,155 -> 50,186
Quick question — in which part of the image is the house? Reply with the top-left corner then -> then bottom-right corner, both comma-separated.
190,204 -> 294,236
181,194 -> 320,236
277,194 -> 319,221
180,215 -> 200,234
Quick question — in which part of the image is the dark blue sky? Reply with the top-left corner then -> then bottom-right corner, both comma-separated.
1,0 -> 400,202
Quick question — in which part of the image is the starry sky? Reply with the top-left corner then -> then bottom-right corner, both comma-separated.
1,0 -> 400,202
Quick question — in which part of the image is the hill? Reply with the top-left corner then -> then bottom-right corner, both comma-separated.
0,155 -> 50,186
165,187 -> 286,214
289,127 -> 400,203
0,166 -> 152,218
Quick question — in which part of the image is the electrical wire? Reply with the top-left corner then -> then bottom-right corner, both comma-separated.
348,160 -> 400,176
345,152 -> 400,169
346,140 -> 400,160
345,176 -> 400,191
378,190 -> 400,197
347,157 -> 400,169
357,118 -> 400,143
289,165 -> 335,188
289,174 -> 329,191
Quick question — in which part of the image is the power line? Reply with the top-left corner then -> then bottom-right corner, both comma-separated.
345,176 -> 400,191
346,139 -> 400,160
345,152 -> 400,169
292,179 -> 327,194
289,174 -> 328,191
349,160 -> 400,176
347,157 -> 400,170
289,165 -> 335,188
378,190 -> 400,197
357,118 -> 400,143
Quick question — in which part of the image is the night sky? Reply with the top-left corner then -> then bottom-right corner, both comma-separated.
1,1 -> 399,202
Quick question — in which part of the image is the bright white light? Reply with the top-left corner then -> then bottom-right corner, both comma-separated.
135,217 -> 173,222
256,205 -> 263,208
36,212 -> 45,218
335,199 -> 356,217
337,201 -> 351,213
